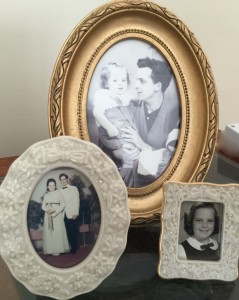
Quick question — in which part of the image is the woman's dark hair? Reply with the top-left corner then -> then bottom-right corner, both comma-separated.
184,202 -> 220,236
46,178 -> 56,192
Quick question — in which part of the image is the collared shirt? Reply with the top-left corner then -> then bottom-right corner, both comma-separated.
144,104 -> 160,132
178,236 -> 218,260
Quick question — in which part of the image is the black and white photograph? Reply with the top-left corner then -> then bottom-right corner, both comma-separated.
27,167 -> 101,268
49,0 -> 220,222
178,201 -> 223,261
87,39 -> 181,188
159,182 -> 239,281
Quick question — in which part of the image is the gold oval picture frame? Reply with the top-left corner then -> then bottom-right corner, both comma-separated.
49,0 -> 218,225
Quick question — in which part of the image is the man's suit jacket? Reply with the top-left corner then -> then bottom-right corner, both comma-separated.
59,185 -> 80,219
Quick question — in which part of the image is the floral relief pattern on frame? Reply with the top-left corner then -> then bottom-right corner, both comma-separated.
159,182 -> 239,281
0,136 -> 130,299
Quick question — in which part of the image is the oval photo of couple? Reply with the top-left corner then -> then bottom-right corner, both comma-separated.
27,167 -> 101,268
87,39 -> 181,189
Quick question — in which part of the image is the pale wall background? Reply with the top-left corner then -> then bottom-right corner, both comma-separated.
1,0 -> 239,158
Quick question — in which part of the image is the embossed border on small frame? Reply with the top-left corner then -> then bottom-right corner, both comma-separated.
48,0 -> 218,225
0,136 -> 130,299
158,181 -> 239,281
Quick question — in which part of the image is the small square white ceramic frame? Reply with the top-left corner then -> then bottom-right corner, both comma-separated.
158,181 -> 239,281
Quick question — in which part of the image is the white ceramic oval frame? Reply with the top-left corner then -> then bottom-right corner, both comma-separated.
0,136 -> 130,299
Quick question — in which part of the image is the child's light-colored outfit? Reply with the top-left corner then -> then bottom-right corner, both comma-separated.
94,89 -> 137,168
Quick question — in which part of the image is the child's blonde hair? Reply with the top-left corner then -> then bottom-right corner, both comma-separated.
100,62 -> 130,89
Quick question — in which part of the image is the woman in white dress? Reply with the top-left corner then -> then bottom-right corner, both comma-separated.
42,178 -> 70,255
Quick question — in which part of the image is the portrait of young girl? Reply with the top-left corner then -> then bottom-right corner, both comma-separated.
178,201 -> 223,261
93,61 -> 132,139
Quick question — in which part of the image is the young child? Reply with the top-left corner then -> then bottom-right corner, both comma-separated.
93,62 -> 132,138
178,202 -> 220,261
93,62 -> 138,169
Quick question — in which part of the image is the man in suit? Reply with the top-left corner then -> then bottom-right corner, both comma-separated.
59,173 -> 80,254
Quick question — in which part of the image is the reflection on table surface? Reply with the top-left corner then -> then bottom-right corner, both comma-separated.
37,153 -> 239,300
35,224 -> 239,300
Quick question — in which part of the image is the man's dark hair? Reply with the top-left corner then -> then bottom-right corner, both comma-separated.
137,57 -> 172,93
184,202 -> 220,236
59,173 -> 69,180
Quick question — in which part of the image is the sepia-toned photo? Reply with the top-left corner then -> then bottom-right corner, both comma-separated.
87,39 -> 181,189
27,167 -> 101,268
178,201 -> 223,261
